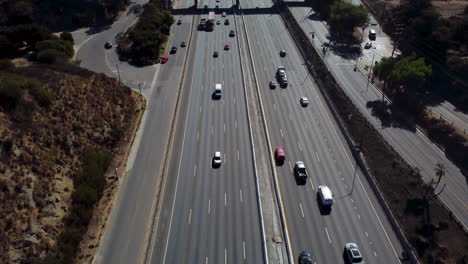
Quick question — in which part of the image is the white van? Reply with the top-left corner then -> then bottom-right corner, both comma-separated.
214,83 -> 222,98
318,185 -> 333,207
369,29 -> 376,40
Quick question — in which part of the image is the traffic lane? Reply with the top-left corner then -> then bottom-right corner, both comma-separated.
291,6 -> 468,226
332,62 -> 468,225
94,18 -> 195,264
244,13 -> 402,262
154,16 -> 264,259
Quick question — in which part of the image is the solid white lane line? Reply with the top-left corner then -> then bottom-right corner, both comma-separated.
243,241 -> 246,259
315,152 -> 320,162
211,126 -> 213,135
299,203 -> 305,218
225,248 -> 227,264
235,120 -> 238,128
224,153 -> 226,165
298,141 -> 302,152
225,193 -> 227,207
197,131 -> 199,142
194,165 -> 197,177
311,78 -> 401,260
237,150 -> 240,160
274,103 -> 277,111
280,129 -> 284,138
289,113 -> 292,121
325,227 -> 332,244
188,209 -> 192,225
208,200 -> 211,215
240,189 -> 243,203
234,97 -> 236,104
309,179 -> 315,190
288,161 -> 292,172
206,257 -> 208,264
224,123 -> 226,133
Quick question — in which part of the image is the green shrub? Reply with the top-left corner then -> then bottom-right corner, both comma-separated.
35,37 -> 74,63
30,85 -> 53,107
0,77 -> 24,109
59,32 -> 74,44
0,59 -> 15,71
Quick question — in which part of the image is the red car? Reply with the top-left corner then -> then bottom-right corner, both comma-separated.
275,146 -> 285,165
161,56 -> 169,63
224,44 -> 230,50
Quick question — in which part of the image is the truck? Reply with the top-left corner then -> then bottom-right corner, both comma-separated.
206,11 -> 215,31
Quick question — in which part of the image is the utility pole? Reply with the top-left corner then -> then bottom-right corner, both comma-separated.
116,63 -> 121,83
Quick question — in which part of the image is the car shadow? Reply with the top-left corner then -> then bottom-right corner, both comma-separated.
211,93 -> 221,100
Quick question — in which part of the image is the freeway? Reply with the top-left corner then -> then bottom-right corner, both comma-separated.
289,6 -> 468,227
81,2 -> 201,263
240,6 -> 404,263
148,3 -> 265,263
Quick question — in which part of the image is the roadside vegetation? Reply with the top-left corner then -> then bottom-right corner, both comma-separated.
328,2 -> 369,42
280,8 -> 468,263
117,0 -> 174,66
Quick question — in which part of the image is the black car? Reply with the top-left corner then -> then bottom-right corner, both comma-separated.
213,51 -> 219,57
104,42 -> 113,49
181,41 -> 186,47
298,251 -> 313,264
224,19 -> 230,25
170,46 -> 177,54
229,30 -> 235,37
177,19 -> 182,25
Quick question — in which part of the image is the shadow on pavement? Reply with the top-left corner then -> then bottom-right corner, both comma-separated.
366,100 -> 417,132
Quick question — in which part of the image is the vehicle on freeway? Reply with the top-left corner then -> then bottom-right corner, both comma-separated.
224,19 -> 230,25
216,19 -> 221,25
279,49 -> 286,57
181,41 -> 186,47
104,42 -> 112,49
364,41 -> 372,49
215,5 -> 219,8
213,83 -> 222,99
279,76 -> 288,88
229,30 -> 235,37
198,18 -> 206,30
161,56 -> 169,64
298,251 -> 313,264
213,51 -> 219,58
269,80 -> 277,89
170,46 -> 177,54
275,146 -> 285,165
317,185 -> 333,207
204,4 -> 208,8
344,243 -> 363,263
224,44 -> 230,50
222,12 -> 227,17
294,161 -> 308,184
177,19 -> 182,25
300,97 -> 309,107
206,11 -> 215,31
212,151 -> 222,167
276,66 -> 286,77
369,29 -> 376,40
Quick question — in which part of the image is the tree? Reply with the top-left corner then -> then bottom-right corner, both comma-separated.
329,2 -> 369,41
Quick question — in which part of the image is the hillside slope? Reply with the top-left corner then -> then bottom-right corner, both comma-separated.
0,62 -> 139,263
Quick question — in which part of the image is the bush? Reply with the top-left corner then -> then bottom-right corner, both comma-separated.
0,77 -> 24,109
35,37 -> 74,63
59,32 -> 74,44
0,59 -> 15,71
48,149 -> 112,261
30,85 -> 53,107
36,49 -> 63,63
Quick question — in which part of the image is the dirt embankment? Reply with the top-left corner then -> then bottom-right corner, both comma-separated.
0,62 -> 141,263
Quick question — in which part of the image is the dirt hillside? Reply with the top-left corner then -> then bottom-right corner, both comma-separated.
0,62 -> 139,263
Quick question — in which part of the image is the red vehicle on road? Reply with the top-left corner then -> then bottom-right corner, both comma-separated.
161,56 -> 169,64
275,146 -> 285,165
224,44 -> 230,50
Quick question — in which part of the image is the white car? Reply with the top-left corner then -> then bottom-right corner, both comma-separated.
364,41 -> 372,49
344,243 -> 363,263
213,151 -> 222,167
317,185 -> 333,207
300,97 -> 309,107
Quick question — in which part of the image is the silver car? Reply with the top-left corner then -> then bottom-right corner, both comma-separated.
300,97 -> 309,107
213,151 -> 222,167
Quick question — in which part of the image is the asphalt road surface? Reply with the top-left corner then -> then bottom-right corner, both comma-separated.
290,6 -> 468,228
148,6 -> 265,264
